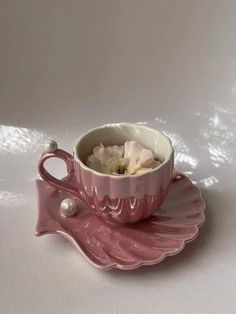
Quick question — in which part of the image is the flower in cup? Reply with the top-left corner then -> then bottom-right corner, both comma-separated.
124,141 -> 161,174
86,141 -> 161,175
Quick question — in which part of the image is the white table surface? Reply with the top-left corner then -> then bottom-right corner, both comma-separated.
1,1 -> 236,313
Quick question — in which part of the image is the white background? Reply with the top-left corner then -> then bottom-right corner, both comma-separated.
0,1 -> 236,313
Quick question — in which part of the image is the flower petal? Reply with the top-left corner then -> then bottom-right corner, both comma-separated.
149,160 -> 161,168
138,148 -> 155,167
124,141 -> 143,160
106,156 -> 119,174
105,145 -> 124,159
86,155 -> 104,173
134,167 -> 153,175
125,141 -> 157,174
93,143 -> 111,164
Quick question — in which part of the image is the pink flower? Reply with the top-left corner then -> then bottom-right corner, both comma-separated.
86,141 -> 161,175
124,141 -> 161,174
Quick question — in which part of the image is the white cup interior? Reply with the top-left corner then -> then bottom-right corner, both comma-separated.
74,123 -> 173,167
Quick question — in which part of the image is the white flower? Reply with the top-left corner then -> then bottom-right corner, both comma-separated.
124,141 -> 159,174
92,143 -> 124,164
86,141 -> 161,175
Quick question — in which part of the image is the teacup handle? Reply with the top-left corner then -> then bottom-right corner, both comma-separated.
38,149 -> 78,196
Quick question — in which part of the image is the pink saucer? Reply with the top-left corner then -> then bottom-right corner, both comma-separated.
35,173 -> 205,270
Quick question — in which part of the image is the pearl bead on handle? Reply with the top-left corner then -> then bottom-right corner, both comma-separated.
38,140 -> 79,197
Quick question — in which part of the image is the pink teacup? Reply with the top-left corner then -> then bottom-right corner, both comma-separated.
38,123 -> 174,223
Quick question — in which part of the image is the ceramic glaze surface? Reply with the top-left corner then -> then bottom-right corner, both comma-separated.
36,173 -> 205,270
1,1 -> 236,313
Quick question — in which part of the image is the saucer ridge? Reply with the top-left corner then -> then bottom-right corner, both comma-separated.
35,173 -> 205,270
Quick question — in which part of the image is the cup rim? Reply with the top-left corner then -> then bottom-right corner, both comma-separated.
73,122 -> 174,179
